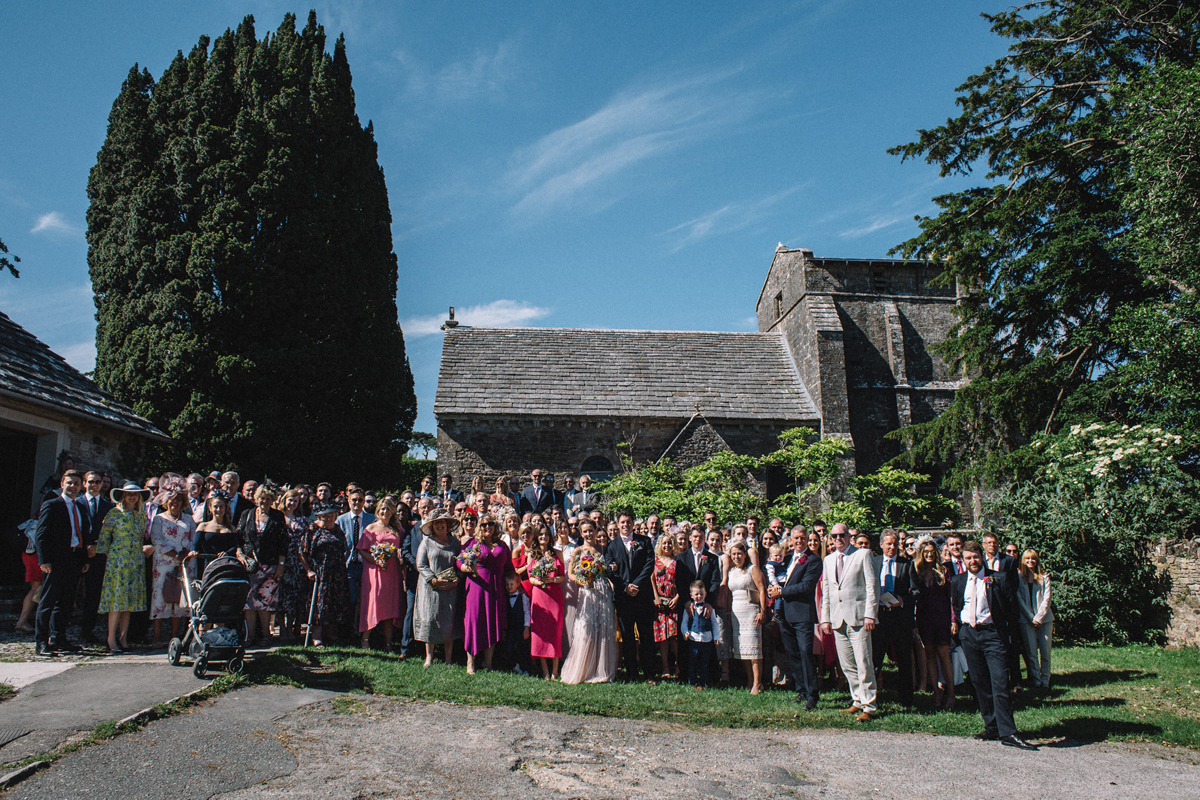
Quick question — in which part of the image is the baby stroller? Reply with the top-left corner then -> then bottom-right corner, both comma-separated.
168,554 -> 250,678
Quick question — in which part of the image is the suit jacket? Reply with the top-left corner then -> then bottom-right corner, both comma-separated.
34,494 -> 93,568
81,493 -> 115,538
874,554 -> 916,626
819,545 -> 880,629
985,553 -> 1018,576
673,547 -> 723,600
566,488 -> 601,514
778,549 -> 824,625
336,511 -> 376,569
402,523 -> 422,590
605,534 -> 655,603
952,568 -> 1017,643
439,488 -> 465,507
520,485 -> 554,515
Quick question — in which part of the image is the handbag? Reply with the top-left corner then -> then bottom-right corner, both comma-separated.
163,568 -> 182,605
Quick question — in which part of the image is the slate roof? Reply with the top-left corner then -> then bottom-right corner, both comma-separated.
435,327 -> 819,421
0,310 -> 170,441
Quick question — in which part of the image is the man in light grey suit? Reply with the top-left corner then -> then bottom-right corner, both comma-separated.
819,523 -> 879,721
337,488 -> 375,608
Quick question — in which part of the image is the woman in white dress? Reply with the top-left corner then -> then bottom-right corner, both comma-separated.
148,481 -> 197,645
727,541 -> 768,694
560,520 -> 618,684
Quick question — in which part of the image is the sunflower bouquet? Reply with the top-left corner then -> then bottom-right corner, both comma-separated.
572,551 -> 606,587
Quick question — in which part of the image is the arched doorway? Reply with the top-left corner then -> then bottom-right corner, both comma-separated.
580,455 -> 615,482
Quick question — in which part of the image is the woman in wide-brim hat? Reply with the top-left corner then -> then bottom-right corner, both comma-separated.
298,501 -> 352,647
98,482 -> 155,652
415,508 -> 463,666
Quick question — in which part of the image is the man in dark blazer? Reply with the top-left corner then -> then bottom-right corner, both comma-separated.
768,525 -> 824,709
952,541 -> 1036,750
77,470 -> 115,643
33,470 -> 92,655
673,525 -> 723,680
872,529 -> 917,709
604,509 -> 656,681
438,474 -> 464,508
981,531 -> 1023,686
519,469 -> 553,515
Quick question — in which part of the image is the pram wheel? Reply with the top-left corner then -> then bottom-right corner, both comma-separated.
168,638 -> 182,666
228,655 -> 244,674
193,655 -> 208,679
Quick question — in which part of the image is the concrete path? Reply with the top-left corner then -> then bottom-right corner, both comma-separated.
7,689 -> 1199,800
0,655 -> 208,764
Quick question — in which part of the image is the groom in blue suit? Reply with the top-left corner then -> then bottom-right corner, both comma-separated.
768,526 -> 824,709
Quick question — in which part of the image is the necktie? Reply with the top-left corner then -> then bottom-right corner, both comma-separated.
884,559 -> 894,594
966,578 -> 976,626
836,551 -> 844,582
67,500 -> 80,548
90,496 -> 97,518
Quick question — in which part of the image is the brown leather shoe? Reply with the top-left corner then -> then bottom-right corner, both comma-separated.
840,706 -> 862,714
856,711 -> 874,722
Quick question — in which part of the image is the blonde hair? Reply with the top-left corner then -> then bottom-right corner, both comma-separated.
1018,549 -> 1043,582
655,535 -> 676,559
475,513 -> 499,543
376,497 -> 405,536
913,538 -> 946,585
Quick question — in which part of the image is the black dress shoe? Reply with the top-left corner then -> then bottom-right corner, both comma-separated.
1000,734 -> 1038,750
36,641 -> 58,657
54,640 -> 82,653
804,699 -> 818,711
973,731 -> 999,741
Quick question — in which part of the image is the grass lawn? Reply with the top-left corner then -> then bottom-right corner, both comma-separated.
247,644 -> 1200,750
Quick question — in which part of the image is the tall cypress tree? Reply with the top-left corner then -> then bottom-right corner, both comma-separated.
87,12 -> 417,483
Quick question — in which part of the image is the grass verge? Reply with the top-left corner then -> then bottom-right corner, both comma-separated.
247,644 -> 1200,750
0,682 -> 14,703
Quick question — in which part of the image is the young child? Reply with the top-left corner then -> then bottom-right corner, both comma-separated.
764,543 -> 787,614
681,581 -> 717,689
502,572 -> 531,675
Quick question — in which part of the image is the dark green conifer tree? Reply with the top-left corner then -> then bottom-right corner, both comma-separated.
87,12 -> 416,483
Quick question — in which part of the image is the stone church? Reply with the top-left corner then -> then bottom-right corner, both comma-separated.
434,245 -> 964,498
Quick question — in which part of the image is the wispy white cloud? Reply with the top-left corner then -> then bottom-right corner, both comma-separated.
392,40 -> 518,103
838,215 -> 905,239
506,69 -> 762,218
401,299 -> 551,337
58,340 -> 97,374
30,211 -> 81,236
663,185 -> 803,251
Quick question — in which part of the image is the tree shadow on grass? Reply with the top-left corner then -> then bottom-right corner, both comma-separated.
1028,716 -> 1162,746
1018,694 -> 1127,710
1052,669 -> 1154,687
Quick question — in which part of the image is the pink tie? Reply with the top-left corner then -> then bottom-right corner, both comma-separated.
836,552 -> 844,582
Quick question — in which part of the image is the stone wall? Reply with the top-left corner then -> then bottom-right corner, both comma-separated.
437,415 -> 796,491
1157,539 -> 1200,648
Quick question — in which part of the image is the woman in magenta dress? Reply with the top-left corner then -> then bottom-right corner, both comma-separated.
528,527 -> 565,679
458,513 -> 509,674
357,497 -> 406,651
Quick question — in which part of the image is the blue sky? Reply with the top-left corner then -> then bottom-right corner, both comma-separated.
0,1 -> 1006,436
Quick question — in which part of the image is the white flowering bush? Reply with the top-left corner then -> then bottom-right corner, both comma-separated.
990,422 -> 1198,643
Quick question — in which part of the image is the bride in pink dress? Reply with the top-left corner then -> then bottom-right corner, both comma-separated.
560,520 -> 618,684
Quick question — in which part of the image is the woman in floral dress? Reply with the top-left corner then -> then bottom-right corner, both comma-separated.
237,484 -> 287,644
298,501 -> 352,646
277,489 -> 309,642
147,479 -> 196,645
651,535 -> 680,680
97,483 -> 152,652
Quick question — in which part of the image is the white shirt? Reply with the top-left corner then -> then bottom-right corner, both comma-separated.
879,556 -> 895,593
964,570 -> 993,626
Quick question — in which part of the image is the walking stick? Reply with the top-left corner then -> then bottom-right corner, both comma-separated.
304,576 -> 318,648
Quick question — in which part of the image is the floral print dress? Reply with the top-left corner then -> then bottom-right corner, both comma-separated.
148,512 -> 196,619
97,507 -> 148,613
652,558 -> 679,641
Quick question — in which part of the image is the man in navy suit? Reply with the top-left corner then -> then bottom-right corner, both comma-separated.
520,469 -> 553,515
605,509 -> 656,681
77,470 -> 116,643
952,541 -> 1037,750
769,525 -> 824,709
33,470 -> 92,655
438,475 -> 464,508
336,488 -> 375,607
872,529 -> 917,709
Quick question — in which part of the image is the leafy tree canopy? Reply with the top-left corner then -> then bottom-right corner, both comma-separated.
87,11 -> 416,484
888,1 -> 1200,490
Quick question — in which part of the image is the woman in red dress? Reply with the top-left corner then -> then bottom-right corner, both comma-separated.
651,535 -> 680,680
528,527 -> 565,679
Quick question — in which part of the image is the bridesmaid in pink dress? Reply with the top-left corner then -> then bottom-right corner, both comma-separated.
458,514 -> 510,674
528,528 -> 565,679
357,498 -> 406,650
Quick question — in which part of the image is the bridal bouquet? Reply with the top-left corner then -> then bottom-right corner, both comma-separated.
572,552 -> 605,586
458,539 -> 482,572
528,554 -> 556,582
369,542 -> 398,569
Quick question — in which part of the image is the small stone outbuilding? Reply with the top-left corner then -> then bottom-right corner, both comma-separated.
434,245 -> 965,500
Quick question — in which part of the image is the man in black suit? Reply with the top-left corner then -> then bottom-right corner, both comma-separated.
77,470 -> 115,643
952,541 -> 1037,750
33,469 -> 92,655
604,509 -> 656,681
872,529 -> 916,709
673,525 -> 723,680
520,469 -> 553,516
768,525 -> 824,709
438,474 -> 464,508
981,531 -> 1023,685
